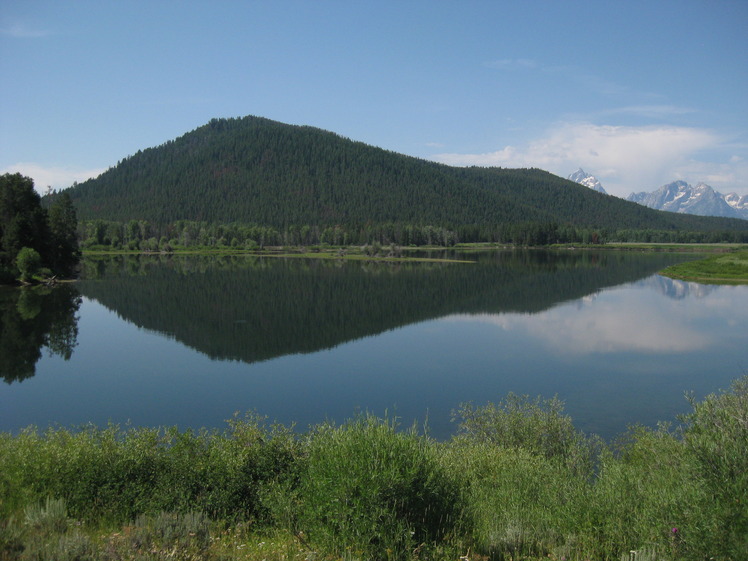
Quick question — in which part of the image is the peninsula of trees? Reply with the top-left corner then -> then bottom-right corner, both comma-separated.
53,116 -> 748,249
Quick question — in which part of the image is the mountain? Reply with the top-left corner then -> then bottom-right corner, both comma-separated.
567,168 -> 607,194
725,192 -> 748,215
628,181 -> 748,220
57,116 -> 748,236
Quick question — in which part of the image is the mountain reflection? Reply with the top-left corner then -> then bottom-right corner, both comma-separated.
643,275 -> 717,300
75,251 -> 693,365
0,285 -> 81,383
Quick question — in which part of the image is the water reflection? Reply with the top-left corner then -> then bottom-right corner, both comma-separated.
76,251 -> 694,365
448,276 -> 728,355
0,285 -> 81,383
5,251 -> 744,440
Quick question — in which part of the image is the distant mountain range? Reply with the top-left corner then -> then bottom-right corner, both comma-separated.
627,181 -> 748,220
568,168 -> 747,221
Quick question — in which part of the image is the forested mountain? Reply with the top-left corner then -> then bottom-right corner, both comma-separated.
58,116 -> 748,239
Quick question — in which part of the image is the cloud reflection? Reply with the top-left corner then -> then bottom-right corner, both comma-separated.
444,281 -> 745,355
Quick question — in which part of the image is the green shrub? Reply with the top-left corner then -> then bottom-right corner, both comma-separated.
18,530 -> 95,561
24,497 -> 69,535
588,425 -> 712,560
442,440 -> 590,558
298,415 -> 463,560
15,247 -> 42,282
127,511 -> 212,553
680,376 -> 748,557
453,393 -> 602,476
0,416 -> 302,526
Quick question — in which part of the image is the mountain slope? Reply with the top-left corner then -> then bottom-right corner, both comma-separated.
62,116 -> 748,233
628,181 -> 748,220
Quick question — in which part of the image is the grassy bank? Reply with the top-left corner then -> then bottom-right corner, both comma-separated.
660,249 -> 748,284
2,378 -> 747,560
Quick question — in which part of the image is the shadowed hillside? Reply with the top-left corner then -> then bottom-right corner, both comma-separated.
59,116 -> 748,236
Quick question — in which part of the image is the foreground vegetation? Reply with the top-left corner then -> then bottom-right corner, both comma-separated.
660,249 -> 748,283
2,377 -> 746,560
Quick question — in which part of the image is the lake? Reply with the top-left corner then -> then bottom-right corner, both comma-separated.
2,250 -> 746,440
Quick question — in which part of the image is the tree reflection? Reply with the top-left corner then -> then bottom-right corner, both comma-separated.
0,285 -> 81,383
76,251 -> 693,365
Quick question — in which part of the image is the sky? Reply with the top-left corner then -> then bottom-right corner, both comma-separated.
1,0 -> 747,199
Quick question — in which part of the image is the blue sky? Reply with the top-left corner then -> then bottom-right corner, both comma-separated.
2,0 -> 747,198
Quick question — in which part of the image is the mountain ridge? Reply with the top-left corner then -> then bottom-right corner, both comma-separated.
55,116 -> 748,237
627,180 -> 748,220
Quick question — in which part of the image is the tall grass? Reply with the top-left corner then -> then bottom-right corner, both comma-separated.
1,378 -> 746,560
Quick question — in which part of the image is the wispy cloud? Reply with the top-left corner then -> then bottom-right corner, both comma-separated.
1,163 -> 106,194
484,58 -> 538,70
599,105 -> 697,118
431,122 -> 733,196
1,23 -> 50,38
486,59 -> 663,103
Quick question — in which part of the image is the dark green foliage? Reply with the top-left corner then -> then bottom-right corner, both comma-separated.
0,174 -> 51,278
46,192 -> 80,275
0,173 -> 80,282
63,116 -> 748,240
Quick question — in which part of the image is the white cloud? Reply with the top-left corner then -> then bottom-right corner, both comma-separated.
1,23 -> 50,38
1,163 -> 106,194
431,122 -> 746,197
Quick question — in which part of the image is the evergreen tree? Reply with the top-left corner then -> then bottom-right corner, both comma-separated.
48,191 -> 81,275
0,173 -> 80,282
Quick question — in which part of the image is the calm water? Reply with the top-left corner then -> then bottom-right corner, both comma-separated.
1,250 -> 746,440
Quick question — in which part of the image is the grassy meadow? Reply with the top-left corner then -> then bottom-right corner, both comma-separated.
660,249 -> 748,283
1,378 -> 746,561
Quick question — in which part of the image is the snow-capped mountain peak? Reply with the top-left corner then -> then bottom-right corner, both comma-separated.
725,192 -> 748,212
627,180 -> 747,220
567,168 -> 607,194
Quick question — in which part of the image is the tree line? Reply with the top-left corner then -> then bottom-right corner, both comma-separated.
0,173 -> 80,284
78,217 -> 748,252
